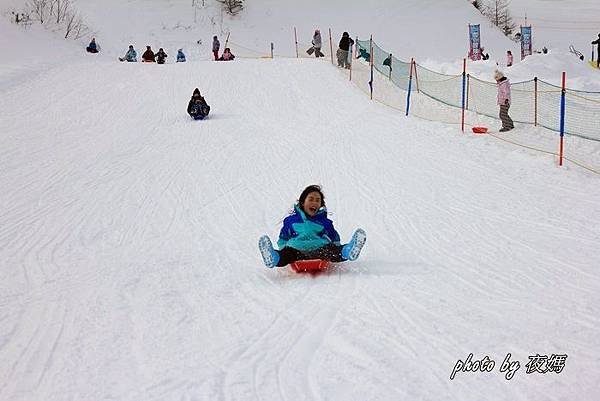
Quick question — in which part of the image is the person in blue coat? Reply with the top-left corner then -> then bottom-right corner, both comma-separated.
177,48 -> 186,62
258,185 -> 366,268
86,37 -> 99,53
119,45 -> 137,62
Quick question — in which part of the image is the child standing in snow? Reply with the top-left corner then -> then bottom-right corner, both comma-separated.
258,185 -> 366,268
495,70 -> 514,132
177,49 -> 186,62
506,50 -> 513,67
337,32 -> 354,68
212,36 -> 220,61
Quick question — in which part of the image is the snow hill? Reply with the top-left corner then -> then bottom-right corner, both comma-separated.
1,1 -> 600,400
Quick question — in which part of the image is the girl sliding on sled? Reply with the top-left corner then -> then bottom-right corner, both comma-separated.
259,185 -> 366,268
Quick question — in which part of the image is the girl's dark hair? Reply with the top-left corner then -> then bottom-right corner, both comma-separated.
298,185 -> 325,208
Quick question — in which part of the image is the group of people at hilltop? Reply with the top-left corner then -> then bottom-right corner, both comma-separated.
117,45 -> 183,63
86,36 -> 235,63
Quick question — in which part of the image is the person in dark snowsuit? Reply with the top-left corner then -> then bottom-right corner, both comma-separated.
156,48 -> 168,64
592,33 -> 600,68
86,38 -> 99,53
337,32 -> 354,69
177,49 -> 186,62
142,46 -> 155,62
187,88 -> 210,120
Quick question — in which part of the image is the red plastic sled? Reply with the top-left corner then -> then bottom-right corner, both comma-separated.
290,259 -> 330,273
472,126 -> 488,134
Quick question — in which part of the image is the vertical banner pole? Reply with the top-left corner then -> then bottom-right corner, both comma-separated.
329,28 -> 334,65
406,58 -> 414,116
224,32 -> 230,49
369,35 -> 374,99
270,42 -> 274,58
534,77 -> 538,126
294,27 -> 298,58
559,72 -> 566,166
389,53 -> 393,80
461,58 -> 467,132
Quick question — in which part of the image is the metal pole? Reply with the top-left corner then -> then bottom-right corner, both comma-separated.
294,27 -> 298,58
534,77 -> 538,126
369,35 -> 373,98
406,58 -> 414,116
461,58 -> 466,132
329,28 -> 334,65
466,74 -> 470,110
559,72 -> 566,166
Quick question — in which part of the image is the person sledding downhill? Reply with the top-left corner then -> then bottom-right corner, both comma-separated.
187,88 -> 210,120
259,185 -> 366,269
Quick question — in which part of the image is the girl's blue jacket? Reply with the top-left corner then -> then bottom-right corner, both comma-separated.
277,205 -> 341,251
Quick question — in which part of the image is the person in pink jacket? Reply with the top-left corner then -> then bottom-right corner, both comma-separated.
495,70 -> 514,132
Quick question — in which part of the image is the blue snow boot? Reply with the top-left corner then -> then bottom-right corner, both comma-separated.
258,235 -> 280,268
342,228 -> 367,261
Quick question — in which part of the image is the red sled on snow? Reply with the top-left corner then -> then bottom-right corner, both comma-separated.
472,126 -> 488,134
290,259 -> 331,273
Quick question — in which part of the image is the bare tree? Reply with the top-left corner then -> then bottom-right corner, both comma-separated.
481,0 -> 516,36
63,10 -> 88,39
53,0 -> 72,24
217,0 -> 243,16
28,0 -> 49,23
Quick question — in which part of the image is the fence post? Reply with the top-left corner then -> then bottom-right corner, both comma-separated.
461,58 -> 466,132
406,58 -> 414,116
329,28 -> 334,65
349,38 -> 353,81
466,74 -> 470,110
413,60 -> 420,93
534,77 -> 538,126
294,27 -> 298,58
559,72 -> 566,166
369,35 -> 374,99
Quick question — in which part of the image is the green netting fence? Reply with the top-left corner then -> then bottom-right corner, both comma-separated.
356,39 -> 600,143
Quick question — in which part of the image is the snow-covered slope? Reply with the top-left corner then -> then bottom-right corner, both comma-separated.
1,54 -> 600,401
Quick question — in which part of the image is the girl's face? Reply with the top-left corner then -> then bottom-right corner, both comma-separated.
302,191 -> 322,217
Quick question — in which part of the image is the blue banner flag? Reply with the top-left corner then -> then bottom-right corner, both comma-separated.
468,24 -> 481,61
521,26 -> 532,60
